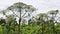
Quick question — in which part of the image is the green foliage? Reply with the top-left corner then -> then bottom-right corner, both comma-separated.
20,25 -> 41,34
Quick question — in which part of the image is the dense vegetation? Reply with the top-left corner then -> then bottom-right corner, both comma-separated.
0,2 -> 60,34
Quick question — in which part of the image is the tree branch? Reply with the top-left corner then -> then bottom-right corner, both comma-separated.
11,11 -> 20,18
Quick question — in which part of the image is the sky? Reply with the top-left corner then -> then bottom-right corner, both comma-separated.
0,0 -> 60,16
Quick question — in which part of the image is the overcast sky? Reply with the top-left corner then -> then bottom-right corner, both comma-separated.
0,0 -> 60,14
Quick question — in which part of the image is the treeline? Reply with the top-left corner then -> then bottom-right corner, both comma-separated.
0,2 -> 60,34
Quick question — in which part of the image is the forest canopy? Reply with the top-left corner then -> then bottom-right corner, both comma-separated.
0,2 -> 60,34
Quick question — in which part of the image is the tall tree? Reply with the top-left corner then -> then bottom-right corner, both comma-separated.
48,10 -> 59,34
7,2 -> 36,34
37,13 -> 48,34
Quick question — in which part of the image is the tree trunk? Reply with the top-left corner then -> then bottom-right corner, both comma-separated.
41,18 -> 44,34
52,14 -> 55,34
18,8 -> 21,34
